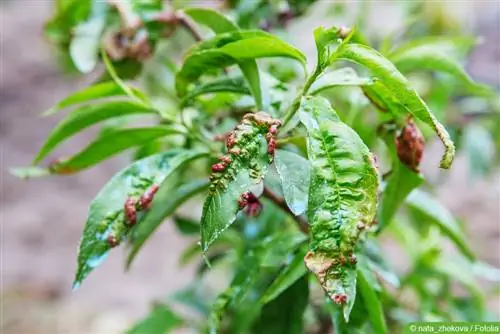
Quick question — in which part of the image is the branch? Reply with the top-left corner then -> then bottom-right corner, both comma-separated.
262,187 -> 309,234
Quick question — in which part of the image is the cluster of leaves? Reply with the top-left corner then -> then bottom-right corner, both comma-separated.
14,0 -> 500,333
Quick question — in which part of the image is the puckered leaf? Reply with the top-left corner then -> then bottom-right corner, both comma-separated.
335,43 -> 455,168
274,149 -> 311,216
126,303 -> 183,334
406,189 -> 475,260
299,96 -> 379,320
51,127 -> 183,173
73,149 -> 207,289
34,101 -> 157,164
200,112 -> 280,252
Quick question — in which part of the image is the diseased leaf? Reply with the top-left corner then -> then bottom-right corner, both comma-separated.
299,96 -> 379,320
52,127 -> 182,173
126,303 -> 183,334
34,101 -> 157,164
406,189 -> 475,260
183,7 -> 239,34
357,259 -> 388,334
309,67 -> 373,95
335,43 -> 455,168
274,149 -> 310,216
253,275 -> 309,334
127,178 -> 209,267
313,26 -> 342,69
73,149 -> 205,288
201,113 -> 280,252
42,82 -> 145,116
261,249 -> 308,304
176,31 -> 306,96
181,76 -> 250,107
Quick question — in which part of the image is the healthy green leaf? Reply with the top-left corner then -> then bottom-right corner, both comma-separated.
180,76 -> 251,107
253,275 -> 309,334
73,149 -> 204,288
261,249 -> 308,304
201,113 -> 280,252
406,189 -> 475,260
357,260 -> 388,334
388,36 -> 478,60
309,67 -> 373,95
183,8 -> 239,34
34,101 -> 157,164
335,43 -> 455,168
299,96 -> 379,320
173,215 -> 200,236
239,60 -> 263,109
126,178 -> 209,267
52,127 -> 182,172
126,303 -> 183,334
274,149 -> 311,216
176,31 -> 306,97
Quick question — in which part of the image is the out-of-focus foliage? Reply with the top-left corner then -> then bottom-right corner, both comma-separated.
14,0 -> 500,332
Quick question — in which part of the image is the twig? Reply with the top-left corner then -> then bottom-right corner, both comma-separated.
262,187 -> 309,234
176,11 -> 204,42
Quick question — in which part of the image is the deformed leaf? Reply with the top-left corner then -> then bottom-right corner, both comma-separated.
34,101 -> 157,164
73,149 -> 205,288
274,149 -> 310,216
52,127 -> 183,173
126,178 -> 209,267
126,303 -> 183,334
406,189 -> 475,260
261,248 -> 308,304
309,67 -> 373,95
335,43 -> 455,168
299,96 -> 379,320
201,113 -> 280,252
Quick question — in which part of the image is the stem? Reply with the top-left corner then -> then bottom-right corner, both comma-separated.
262,187 -> 309,234
176,11 -> 203,42
281,67 -> 322,128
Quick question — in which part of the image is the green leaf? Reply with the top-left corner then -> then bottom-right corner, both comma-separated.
73,149 -> 205,288
201,113 -> 280,252
261,249 -> 308,304
309,67 -> 373,95
52,127 -> 181,172
463,124 -> 495,179
34,101 -> 156,164
183,7 -> 239,34
253,275 -> 309,334
406,189 -> 475,260
177,31 -> 306,97
335,43 -> 455,168
180,76 -> 250,107
299,96 -> 379,320
70,16 -> 105,73
388,36 -> 478,60
274,149 -> 311,216
173,215 -> 200,236
42,82 -> 145,116
357,261 -> 388,334
239,60 -> 263,109
390,44 -> 491,95
126,178 -> 209,267
313,26 -> 341,69
126,303 -> 183,334
10,167 -> 50,179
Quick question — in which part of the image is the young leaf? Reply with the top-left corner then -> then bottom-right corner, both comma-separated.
261,249 -> 308,304
299,96 -> 379,320
34,101 -> 157,164
335,43 -> 455,168
42,81 -> 145,116
274,149 -> 311,216
252,275 -> 309,334
126,178 -> 209,267
309,67 -> 373,95
357,261 -> 388,334
406,189 -> 475,260
73,149 -> 204,288
52,127 -> 182,173
201,113 -> 280,252
126,303 -> 183,334
183,7 -> 239,34
180,76 -> 250,107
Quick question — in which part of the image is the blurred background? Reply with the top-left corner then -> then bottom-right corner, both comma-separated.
1,0 -> 499,333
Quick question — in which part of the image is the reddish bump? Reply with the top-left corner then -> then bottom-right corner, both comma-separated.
124,197 -> 137,225
269,124 -> 278,135
219,156 -> 232,164
212,163 -> 226,173
356,222 -> 366,230
139,184 -> 159,210
333,293 -> 347,305
107,234 -> 119,247
267,137 -> 276,155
